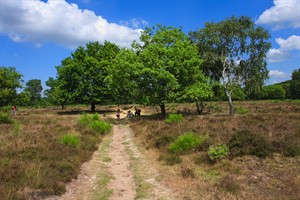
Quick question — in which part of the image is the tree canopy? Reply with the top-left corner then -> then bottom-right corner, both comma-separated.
133,25 -> 209,115
0,66 -> 23,106
189,16 -> 271,115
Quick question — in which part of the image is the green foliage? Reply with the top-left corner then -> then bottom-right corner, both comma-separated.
169,132 -> 208,153
24,79 -> 43,105
208,144 -> 229,161
55,41 -> 120,111
0,112 -> 13,124
189,16 -> 271,115
228,130 -> 272,158
165,114 -> 183,123
105,49 -> 139,104
290,80 -> 300,99
60,134 -> 80,148
88,120 -> 111,134
263,85 -> 286,100
133,25 -> 204,115
78,113 -> 111,134
0,66 -> 23,106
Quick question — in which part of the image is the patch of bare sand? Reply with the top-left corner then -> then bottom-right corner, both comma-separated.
120,125 -> 176,200
107,125 -> 136,200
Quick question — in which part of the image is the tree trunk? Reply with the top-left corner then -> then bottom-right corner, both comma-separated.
61,105 -> 65,110
160,103 -> 166,117
196,100 -> 204,115
91,102 -> 96,113
225,89 -> 234,115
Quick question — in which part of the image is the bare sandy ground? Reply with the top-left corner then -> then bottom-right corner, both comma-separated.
107,125 -> 136,200
45,120 -> 175,200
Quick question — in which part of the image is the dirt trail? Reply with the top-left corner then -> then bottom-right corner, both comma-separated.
45,122 -> 175,200
107,125 -> 136,200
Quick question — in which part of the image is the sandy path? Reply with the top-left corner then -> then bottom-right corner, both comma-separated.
45,122 -> 175,200
107,125 -> 136,200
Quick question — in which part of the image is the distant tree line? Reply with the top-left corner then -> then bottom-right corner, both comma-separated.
1,16 -> 299,115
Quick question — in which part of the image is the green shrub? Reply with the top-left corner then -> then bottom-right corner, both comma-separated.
168,132 -> 208,153
208,144 -> 229,161
235,107 -> 248,114
228,130 -> 272,158
60,134 -> 80,148
0,106 -> 12,112
0,112 -> 13,124
88,120 -> 111,134
78,113 -> 111,134
165,114 -> 183,124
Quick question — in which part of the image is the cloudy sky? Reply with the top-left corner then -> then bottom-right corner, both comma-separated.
0,0 -> 299,89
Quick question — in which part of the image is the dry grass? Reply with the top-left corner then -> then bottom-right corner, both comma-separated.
0,107 -> 108,200
130,100 -> 300,200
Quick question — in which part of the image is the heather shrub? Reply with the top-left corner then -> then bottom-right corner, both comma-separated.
158,154 -> 182,165
155,135 -> 175,149
169,132 -> 208,153
228,130 -> 272,158
165,113 -> 183,124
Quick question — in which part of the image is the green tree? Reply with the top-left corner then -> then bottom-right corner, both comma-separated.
0,66 -> 23,106
15,91 -> 31,106
24,79 -> 43,105
55,41 -> 120,112
263,85 -> 285,100
290,68 -> 300,99
189,16 -> 271,115
180,75 -> 214,114
44,77 -> 68,109
133,25 -> 204,116
105,49 -> 140,105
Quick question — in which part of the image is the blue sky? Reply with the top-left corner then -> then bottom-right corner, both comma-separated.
0,0 -> 299,91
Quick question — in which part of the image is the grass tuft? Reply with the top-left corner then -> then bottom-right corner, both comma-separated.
165,113 -> 184,123
168,132 -> 208,153
60,134 -> 80,148
0,112 -> 13,124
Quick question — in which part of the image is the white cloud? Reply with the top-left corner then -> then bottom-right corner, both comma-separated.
0,0 -> 143,48
276,35 -> 300,50
269,70 -> 288,78
256,0 -> 300,29
267,35 -> 300,62
267,48 -> 290,62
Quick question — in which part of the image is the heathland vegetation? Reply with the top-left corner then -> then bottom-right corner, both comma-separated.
0,16 -> 299,199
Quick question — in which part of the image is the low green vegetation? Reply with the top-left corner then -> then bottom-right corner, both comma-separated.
165,113 -> 184,123
78,113 -> 111,134
168,132 -> 208,153
0,112 -> 13,124
208,144 -> 229,161
60,134 -> 80,148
